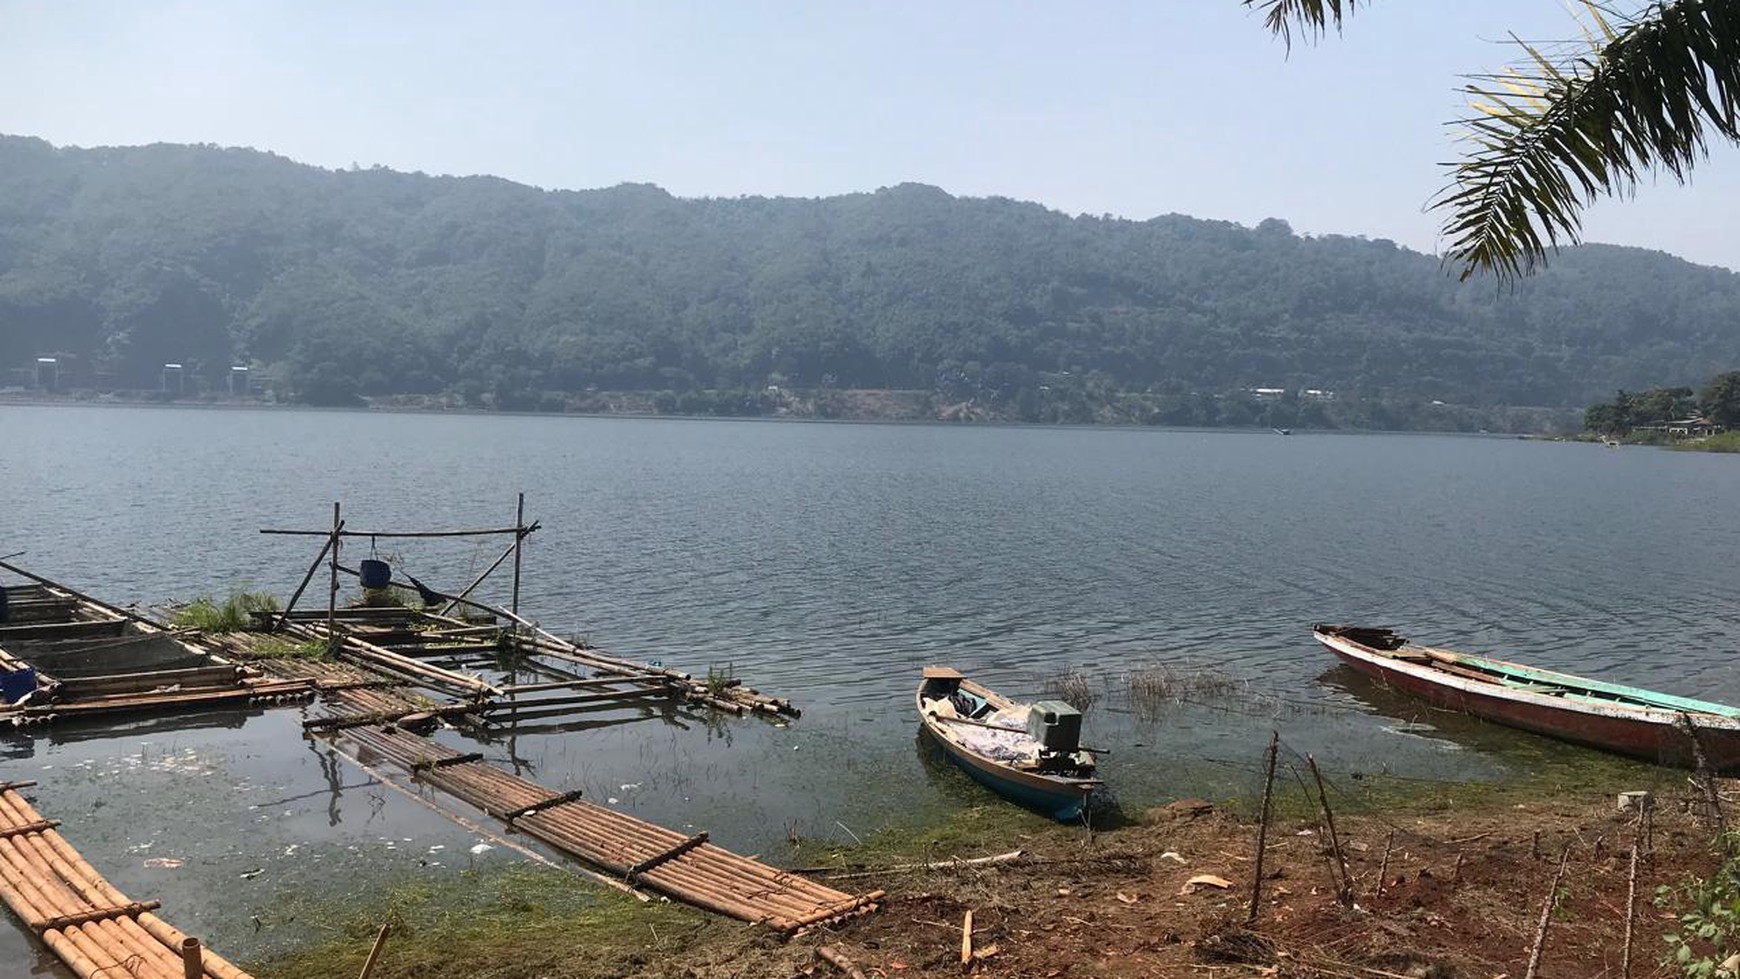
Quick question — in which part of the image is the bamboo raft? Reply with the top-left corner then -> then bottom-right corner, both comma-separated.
315,692 -> 881,934
0,782 -> 253,979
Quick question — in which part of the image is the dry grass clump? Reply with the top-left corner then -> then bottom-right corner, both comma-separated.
1043,668 -> 1098,711
1122,663 -> 1241,719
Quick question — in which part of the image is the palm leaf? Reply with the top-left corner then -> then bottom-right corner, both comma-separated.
1437,0 -> 1740,281
1244,0 -> 1363,49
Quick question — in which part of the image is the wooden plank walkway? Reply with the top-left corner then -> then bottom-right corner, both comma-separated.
0,782 -> 254,979
316,694 -> 881,934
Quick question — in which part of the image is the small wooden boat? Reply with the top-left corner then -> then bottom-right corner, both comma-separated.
916,666 -> 1101,821
1314,624 -> 1740,772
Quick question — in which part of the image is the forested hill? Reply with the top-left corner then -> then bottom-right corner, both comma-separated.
3,134 -> 1739,421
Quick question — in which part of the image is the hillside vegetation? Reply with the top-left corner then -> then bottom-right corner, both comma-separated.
3,135 -> 1738,427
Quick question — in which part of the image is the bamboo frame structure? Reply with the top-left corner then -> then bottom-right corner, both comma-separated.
1,575 -> 316,727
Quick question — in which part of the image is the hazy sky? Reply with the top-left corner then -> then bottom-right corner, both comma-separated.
4,1 -> 1737,270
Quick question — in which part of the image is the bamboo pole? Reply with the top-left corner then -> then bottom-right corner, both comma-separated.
275,524 -> 342,632
498,675 -> 670,694
327,503 -> 341,658
511,492 -> 525,615
434,538 -> 522,618
474,689 -> 672,712
356,924 -> 389,979
260,527 -> 525,538
1247,731 -> 1280,924
288,623 -> 497,697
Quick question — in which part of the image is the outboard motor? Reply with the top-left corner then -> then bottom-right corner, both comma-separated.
1026,700 -> 1083,753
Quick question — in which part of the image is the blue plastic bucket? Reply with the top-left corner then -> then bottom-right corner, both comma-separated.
359,559 -> 392,590
0,668 -> 36,705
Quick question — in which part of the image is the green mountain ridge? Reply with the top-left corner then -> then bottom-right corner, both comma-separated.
2,134 -> 1737,420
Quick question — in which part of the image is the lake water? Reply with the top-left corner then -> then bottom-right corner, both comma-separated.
4,404 -> 1740,971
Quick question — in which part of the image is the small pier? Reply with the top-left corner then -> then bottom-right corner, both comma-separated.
312,696 -> 882,933
0,782 -> 253,979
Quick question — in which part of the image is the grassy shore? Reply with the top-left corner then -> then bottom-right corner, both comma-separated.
1670,430 -> 1740,452
249,763 -> 1722,979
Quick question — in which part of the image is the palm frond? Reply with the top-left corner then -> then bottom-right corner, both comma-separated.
1244,0 -> 1363,49
1437,0 -> 1740,281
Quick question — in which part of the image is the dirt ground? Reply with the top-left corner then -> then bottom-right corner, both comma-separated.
750,787 -> 1724,979
261,779 -> 1730,979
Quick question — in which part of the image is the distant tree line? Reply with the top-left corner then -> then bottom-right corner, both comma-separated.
1583,371 -> 1740,434
4,136 -> 1740,428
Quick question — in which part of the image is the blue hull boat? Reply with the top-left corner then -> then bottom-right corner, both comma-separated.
916,666 -> 1100,822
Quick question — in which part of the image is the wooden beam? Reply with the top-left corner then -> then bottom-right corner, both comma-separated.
496,788 -> 585,821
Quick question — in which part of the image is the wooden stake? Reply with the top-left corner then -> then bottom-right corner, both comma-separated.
1621,803 -> 1648,979
1523,844 -> 1572,979
960,909 -> 974,966
1247,731 -> 1280,924
511,492 -> 525,615
1375,830 -> 1394,897
1305,754 -> 1353,907
357,923 -> 390,979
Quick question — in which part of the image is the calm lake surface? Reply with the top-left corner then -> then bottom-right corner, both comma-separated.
4,404 -> 1740,970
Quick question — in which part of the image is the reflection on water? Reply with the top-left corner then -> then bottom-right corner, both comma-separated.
2,406 -> 1739,963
